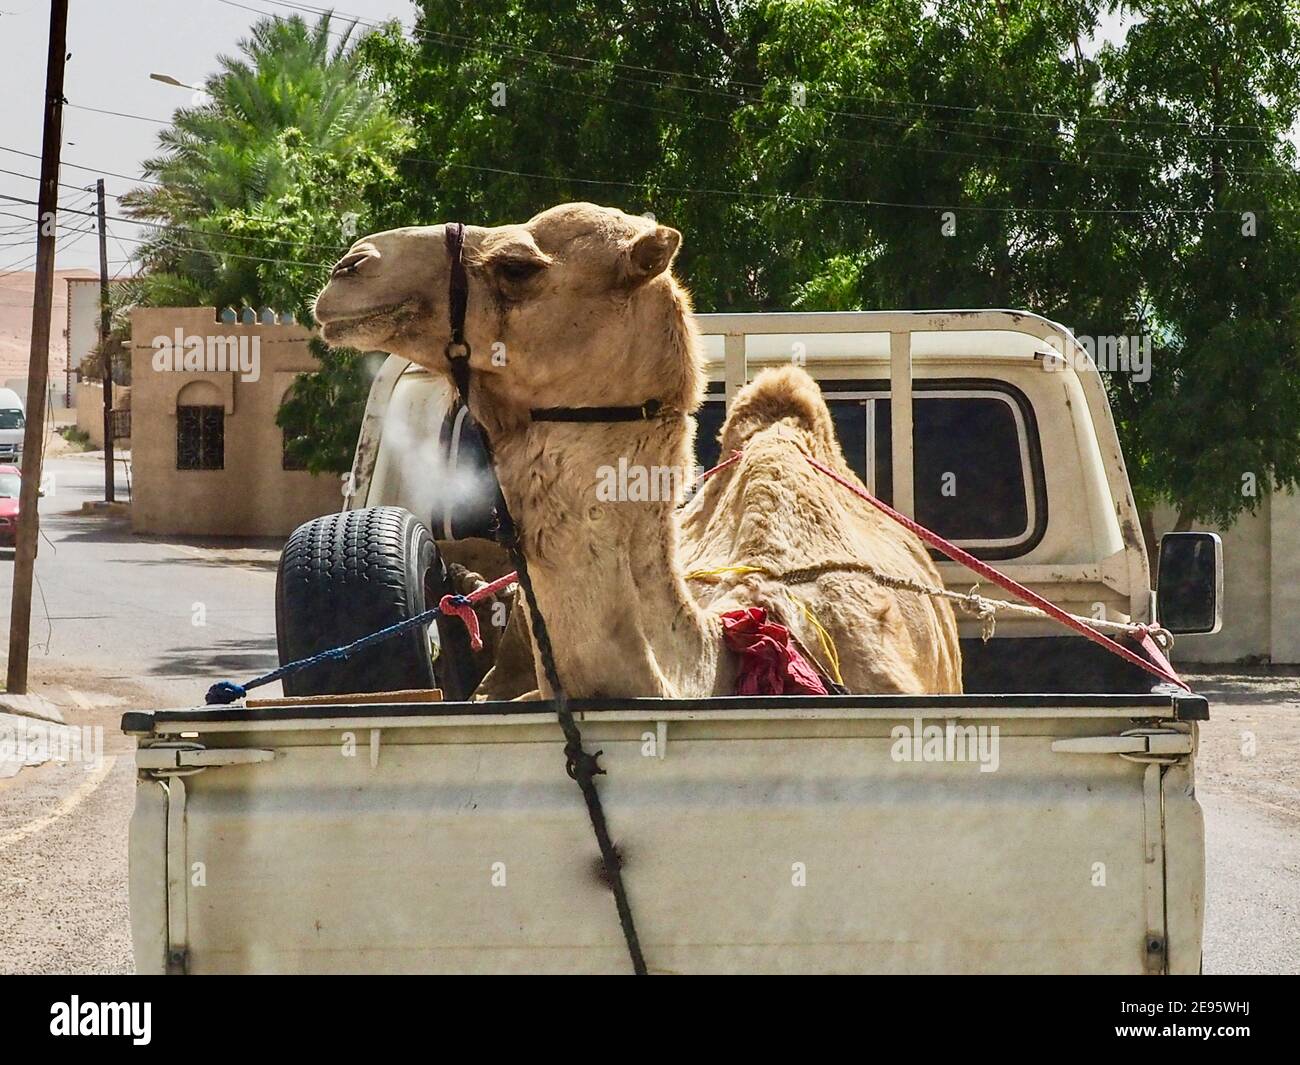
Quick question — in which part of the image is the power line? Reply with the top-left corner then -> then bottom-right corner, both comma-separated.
0,219 -> 93,280
46,215 -> 333,267
0,178 -> 348,255
0,140 -> 1263,241
0,163 -> 112,196
504,72 -> 1291,178
424,158 -> 1252,216
67,102 -> 178,125
0,22 -> 1274,273
218,0 -> 1282,136
2,204 -> 321,269
0,143 -> 165,189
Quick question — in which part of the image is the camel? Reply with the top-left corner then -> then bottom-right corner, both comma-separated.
314,203 -> 962,698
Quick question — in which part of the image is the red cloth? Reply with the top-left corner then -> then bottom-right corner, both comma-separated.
720,607 -> 829,696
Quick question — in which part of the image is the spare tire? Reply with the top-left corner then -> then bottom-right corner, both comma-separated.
275,506 -> 479,700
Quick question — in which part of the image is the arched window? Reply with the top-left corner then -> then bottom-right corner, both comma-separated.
176,380 -> 224,471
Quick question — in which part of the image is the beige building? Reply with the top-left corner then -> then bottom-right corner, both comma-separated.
1153,491 -> 1300,665
74,381 -> 130,449
129,307 -> 340,537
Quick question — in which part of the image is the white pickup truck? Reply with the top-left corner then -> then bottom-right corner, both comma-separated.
124,310 -> 1221,974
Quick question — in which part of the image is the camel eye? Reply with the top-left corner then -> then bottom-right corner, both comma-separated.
331,250 -> 372,278
496,258 -> 545,284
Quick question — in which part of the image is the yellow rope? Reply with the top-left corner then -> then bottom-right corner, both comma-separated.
789,594 -> 844,688
684,564 -> 767,582
684,564 -> 845,687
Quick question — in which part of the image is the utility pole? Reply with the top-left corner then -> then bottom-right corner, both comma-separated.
96,178 -> 114,503
7,0 -> 69,694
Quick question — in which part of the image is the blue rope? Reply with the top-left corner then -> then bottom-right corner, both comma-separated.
204,598 -> 471,705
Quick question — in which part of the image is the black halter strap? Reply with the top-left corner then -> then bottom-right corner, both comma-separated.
442,222 -> 664,423
441,222 -> 648,976
443,222 -> 472,404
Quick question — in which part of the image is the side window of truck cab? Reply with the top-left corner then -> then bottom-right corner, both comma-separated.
695,379 -> 1045,561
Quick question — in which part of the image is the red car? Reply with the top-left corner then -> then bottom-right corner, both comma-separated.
0,464 -> 21,547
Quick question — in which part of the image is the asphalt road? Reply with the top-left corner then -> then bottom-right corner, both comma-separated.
1189,669 -> 1300,974
0,452 -> 285,711
0,453 -> 1296,973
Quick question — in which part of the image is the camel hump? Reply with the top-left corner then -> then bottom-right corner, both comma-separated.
718,365 -> 840,461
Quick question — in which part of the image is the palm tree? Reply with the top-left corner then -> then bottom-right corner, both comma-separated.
121,10 -> 406,312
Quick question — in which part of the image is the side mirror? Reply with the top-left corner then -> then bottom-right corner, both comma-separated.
1156,532 -> 1223,635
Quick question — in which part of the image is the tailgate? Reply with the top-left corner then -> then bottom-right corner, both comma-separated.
124,693 -> 1206,974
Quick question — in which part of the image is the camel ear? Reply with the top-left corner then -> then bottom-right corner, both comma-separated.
624,225 -> 681,284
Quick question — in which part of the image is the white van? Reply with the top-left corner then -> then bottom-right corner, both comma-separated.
0,387 -> 25,462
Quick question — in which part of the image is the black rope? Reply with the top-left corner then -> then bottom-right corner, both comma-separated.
440,222 -> 646,973
500,522 -> 648,975
464,386 -> 648,976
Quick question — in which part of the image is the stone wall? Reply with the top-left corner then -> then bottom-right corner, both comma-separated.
74,381 -> 130,449
1154,490 -> 1300,664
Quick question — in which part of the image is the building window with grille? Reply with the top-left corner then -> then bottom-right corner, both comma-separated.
177,405 -> 224,470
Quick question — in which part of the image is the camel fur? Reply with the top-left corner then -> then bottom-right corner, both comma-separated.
314,202 -> 962,698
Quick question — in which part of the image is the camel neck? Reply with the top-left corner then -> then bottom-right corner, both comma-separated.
485,413 -> 725,699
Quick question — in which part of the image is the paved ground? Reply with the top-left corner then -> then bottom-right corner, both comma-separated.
0,459 -> 1295,972
0,452 -> 284,973
1189,668 -> 1300,974
0,452 -> 285,711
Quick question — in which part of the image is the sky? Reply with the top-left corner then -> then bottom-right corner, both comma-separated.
0,0 -> 414,274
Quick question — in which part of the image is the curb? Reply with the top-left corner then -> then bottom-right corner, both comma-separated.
0,692 -> 65,724
79,500 -> 131,517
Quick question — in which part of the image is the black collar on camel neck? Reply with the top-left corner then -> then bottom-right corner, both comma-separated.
530,398 -> 666,422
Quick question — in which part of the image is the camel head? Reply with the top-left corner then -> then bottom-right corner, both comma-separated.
314,202 -> 704,416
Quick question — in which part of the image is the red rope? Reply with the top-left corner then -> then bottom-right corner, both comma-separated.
698,450 -> 744,479
797,453 -> 1188,691
443,446 -> 1187,693
438,569 -> 519,653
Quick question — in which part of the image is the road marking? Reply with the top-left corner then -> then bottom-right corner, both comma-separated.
0,755 -> 118,853
64,688 -> 96,710
1232,792 -> 1300,821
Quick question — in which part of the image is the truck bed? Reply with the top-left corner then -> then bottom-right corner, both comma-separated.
123,690 -> 1206,975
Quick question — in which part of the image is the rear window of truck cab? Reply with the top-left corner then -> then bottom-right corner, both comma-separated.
695,379 -> 1046,561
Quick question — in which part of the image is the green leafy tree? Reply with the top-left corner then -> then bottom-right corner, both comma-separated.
356,0 -> 769,309
143,0 -> 1300,520
1094,1 -> 1300,529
